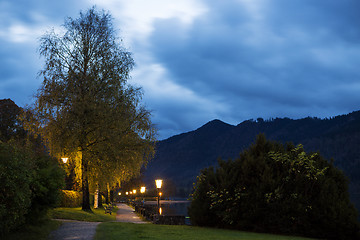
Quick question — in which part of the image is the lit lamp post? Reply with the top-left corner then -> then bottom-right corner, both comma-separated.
155,179 -> 163,210
61,157 -> 68,164
140,186 -> 146,206
133,189 -> 137,202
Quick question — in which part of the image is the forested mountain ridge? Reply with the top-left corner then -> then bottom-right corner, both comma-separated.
144,111 -> 360,211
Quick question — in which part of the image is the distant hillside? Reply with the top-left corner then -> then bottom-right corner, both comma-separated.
144,111 -> 360,211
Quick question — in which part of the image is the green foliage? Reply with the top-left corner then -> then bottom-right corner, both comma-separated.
4,219 -> 62,240
28,6 -> 156,209
0,99 -> 65,236
0,141 -> 64,236
25,152 -> 64,223
0,142 -> 32,235
59,190 -> 82,207
189,134 -> 360,239
0,99 -> 26,142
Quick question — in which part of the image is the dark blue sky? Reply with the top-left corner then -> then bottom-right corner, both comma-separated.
1,0 -> 360,139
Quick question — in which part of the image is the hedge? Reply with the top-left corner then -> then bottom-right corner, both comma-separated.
59,190 -> 82,207
59,190 -> 99,207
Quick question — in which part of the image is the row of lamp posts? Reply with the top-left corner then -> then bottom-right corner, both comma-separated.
117,179 -> 163,213
61,158 -> 163,214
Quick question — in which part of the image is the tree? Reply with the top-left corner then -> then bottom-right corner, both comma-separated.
189,134 -> 359,239
28,7 -> 156,210
0,99 -> 64,236
0,99 -> 26,142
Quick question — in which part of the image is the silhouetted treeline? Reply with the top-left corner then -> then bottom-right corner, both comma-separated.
144,111 -> 360,213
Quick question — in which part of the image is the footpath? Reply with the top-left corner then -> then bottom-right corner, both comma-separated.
49,203 -> 146,240
116,203 -> 147,223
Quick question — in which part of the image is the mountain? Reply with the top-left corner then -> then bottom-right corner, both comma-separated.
144,111 -> 360,211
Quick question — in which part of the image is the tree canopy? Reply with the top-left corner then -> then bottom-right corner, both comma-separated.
27,7 -> 156,209
189,134 -> 359,240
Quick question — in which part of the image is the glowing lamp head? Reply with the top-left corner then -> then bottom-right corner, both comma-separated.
61,157 -> 68,163
126,192 -> 129,195
155,179 -> 163,189
140,186 -> 146,193
133,189 -> 136,194
118,192 -> 121,196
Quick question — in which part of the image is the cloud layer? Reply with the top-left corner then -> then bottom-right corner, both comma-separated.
1,0 -> 360,139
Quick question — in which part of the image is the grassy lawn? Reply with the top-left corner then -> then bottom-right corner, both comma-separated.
95,222 -> 316,240
4,206 -> 117,240
4,219 -> 61,240
48,206 -> 117,222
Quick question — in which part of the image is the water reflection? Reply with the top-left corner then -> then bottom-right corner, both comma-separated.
159,201 -> 190,217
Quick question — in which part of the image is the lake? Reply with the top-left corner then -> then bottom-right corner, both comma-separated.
144,200 -> 191,224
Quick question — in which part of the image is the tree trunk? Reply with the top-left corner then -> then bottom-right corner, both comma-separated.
106,183 -> 110,204
98,192 -> 103,208
94,183 -> 99,209
81,152 -> 91,210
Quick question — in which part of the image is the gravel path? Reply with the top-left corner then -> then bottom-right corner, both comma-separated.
49,204 -> 147,239
49,219 -> 101,240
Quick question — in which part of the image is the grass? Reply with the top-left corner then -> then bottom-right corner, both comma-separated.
95,222 -> 317,240
4,206 -> 117,240
4,219 -> 62,240
48,206 -> 117,222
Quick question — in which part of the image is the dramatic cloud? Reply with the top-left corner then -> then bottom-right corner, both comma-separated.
1,0 -> 360,139
144,0 -> 360,137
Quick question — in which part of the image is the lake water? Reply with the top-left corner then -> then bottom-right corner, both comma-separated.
144,200 -> 191,224
159,201 -> 190,216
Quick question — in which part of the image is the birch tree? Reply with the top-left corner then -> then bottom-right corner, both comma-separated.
30,7 -> 156,210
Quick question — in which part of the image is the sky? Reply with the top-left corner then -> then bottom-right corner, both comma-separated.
1,0 -> 360,140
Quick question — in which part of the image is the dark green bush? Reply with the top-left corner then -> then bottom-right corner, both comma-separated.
25,152 -> 64,223
0,142 -> 32,235
189,134 -> 360,239
59,190 -> 82,207
0,141 -> 64,236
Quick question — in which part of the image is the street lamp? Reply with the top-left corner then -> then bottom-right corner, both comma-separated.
155,179 -> 163,210
61,157 -> 68,163
155,179 -> 163,189
140,186 -> 146,206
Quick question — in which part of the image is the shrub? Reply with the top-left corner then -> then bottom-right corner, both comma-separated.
0,142 -> 32,235
0,141 -> 64,236
189,134 -> 360,239
25,152 -> 64,223
59,190 -> 82,207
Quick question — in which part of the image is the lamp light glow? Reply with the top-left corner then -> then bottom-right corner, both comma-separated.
155,179 -> 163,189
140,186 -> 146,193
61,157 -> 68,163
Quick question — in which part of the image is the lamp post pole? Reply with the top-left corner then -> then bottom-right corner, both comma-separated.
140,186 -> 146,206
155,179 -> 163,211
